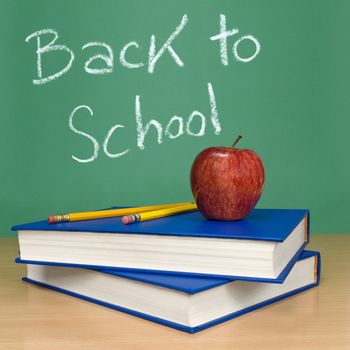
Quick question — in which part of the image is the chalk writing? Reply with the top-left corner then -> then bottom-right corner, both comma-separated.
69,82 -> 219,162
82,42 -> 114,74
25,14 -> 261,162
210,14 -> 260,65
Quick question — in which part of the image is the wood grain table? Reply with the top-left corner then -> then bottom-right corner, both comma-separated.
0,235 -> 349,350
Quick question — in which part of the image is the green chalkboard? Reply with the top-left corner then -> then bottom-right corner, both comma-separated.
1,0 -> 350,236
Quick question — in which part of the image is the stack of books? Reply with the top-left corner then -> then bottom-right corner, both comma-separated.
12,208 -> 320,333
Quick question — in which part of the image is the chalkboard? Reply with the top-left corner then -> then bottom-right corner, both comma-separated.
1,0 -> 350,236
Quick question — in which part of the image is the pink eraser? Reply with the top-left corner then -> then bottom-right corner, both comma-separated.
122,216 -> 131,224
48,216 -> 56,224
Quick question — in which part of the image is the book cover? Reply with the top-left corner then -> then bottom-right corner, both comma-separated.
13,208 -> 309,282
19,250 -> 320,333
12,208 -> 309,242
15,244 -> 307,284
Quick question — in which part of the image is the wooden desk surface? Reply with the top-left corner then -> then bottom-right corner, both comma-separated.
0,235 -> 349,350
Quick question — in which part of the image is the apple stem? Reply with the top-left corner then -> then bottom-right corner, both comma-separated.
232,135 -> 242,148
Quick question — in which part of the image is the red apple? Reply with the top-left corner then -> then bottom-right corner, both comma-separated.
190,136 -> 265,221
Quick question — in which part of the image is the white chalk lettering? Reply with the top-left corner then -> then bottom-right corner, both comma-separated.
103,124 -> 129,158
165,116 -> 184,139
68,105 -> 99,163
207,82 -> 221,135
66,82 -> 221,161
135,95 -> 163,150
120,41 -> 144,69
233,35 -> 261,63
148,14 -> 188,73
210,15 -> 238,66
186,111 -> 206,136
82,42 -> 114,74
25,29 -> 74,85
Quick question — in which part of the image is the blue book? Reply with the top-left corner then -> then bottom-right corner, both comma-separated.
17,250 -> 320,333
12,208 -> 309,282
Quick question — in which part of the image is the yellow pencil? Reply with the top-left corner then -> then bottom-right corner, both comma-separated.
48,202 -> 194,224
121,203 -> 198,224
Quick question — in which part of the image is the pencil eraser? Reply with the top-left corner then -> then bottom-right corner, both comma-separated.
48,216 -> 56,224
122,216 -> 131,224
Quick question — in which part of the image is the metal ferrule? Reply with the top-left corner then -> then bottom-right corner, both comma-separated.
129,214 -> 141,223
54,214 -> 70,223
